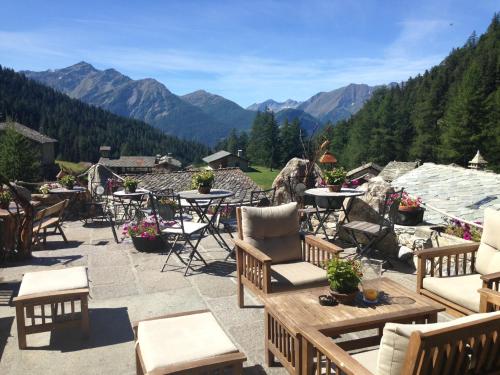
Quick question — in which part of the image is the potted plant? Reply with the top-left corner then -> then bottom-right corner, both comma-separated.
191,170 -> 215,194
327,257 -> 362,304
390,192 -> 425,226
122,215 -> 170,252
0,190 -> 12,209
59,175 -> 76,190
323,167 -> 347,192
123,177 -> 139,193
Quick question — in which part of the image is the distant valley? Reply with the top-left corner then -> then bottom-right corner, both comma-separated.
23,62 -> 380,144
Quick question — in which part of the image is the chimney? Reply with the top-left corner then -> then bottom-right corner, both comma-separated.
99,145 -> 111,158
155,154 -> 161,164
237,149 -> 243,158
167,153 -> 172,163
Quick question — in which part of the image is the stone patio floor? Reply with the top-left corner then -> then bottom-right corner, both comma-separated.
0,220 -> 449,374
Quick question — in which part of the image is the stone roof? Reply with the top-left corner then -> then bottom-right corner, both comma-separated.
130,168 -> 261,203
347,162 -> 383,178
99,156 -> 157,168
379,160 -> 420,182
156,155 -> 182,168
469,150 -> 487,164
392,162 -> 500,224
202,150 -> 247,164
0,122 -> 57,144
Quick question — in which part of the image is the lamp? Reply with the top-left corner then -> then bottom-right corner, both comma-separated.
319,151 -> 337,164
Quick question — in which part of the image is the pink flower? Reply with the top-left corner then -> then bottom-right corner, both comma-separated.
463,232 -> 472,241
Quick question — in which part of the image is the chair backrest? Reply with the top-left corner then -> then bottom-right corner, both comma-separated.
475,207 -> 500,275
250,187 -> 276,207
149,192 -> 178,234
236,202 -> 302,264
379,188 -> 404,229
37,199 -> 68,222
402,312 -> 500,374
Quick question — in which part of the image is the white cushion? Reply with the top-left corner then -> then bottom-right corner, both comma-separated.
476,208 -> 500,275
161,221 -> 207,235
422,274 -> 482,312
18,266 -> 88,297
376,311 -> 500,375
271,261 -> 327,286
138,311 -> 238,373
352,348 -> 379,374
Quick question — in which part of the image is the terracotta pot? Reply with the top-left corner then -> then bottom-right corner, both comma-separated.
198,186 -> 211,194
327,184 -> 342,192
330,288 -> 358,304
398,205 -> 419,212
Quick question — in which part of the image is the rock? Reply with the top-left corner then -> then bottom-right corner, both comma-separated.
272,158 -> 322,205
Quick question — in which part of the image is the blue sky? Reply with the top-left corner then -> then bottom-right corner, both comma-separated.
0,0 -> 497,107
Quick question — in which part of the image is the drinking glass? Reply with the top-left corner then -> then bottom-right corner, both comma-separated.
361,259 -> 383,303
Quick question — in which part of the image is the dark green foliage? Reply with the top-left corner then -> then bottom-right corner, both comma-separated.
325,14 -> 500,171
0,67 -> 210,164
326,258 -> 362,294
0,123 -> 40,181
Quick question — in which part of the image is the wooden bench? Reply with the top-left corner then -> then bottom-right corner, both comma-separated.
33,199 -> 69,247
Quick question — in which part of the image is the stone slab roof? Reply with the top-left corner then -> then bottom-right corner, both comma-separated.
99,156 -> 157,168
0,121 -> 57,144
202,150 -> 248,164
379,160 -> 420,182
130,167 -> 261,203
347,162 -> 383,178
392,162 -> 500,224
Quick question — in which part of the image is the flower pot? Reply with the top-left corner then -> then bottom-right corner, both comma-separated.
0,201 -> 10,209
126,186 -> 137,193
395,207 -> 425,226
198,186 -> 211,194
327,184 -> 342,192
330,288 -> 359,304
64,183 -> 74,190
131,236 -> 164,252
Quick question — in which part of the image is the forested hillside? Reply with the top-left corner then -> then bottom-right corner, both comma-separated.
327,14 -> 500,171
0,66 -> 210,163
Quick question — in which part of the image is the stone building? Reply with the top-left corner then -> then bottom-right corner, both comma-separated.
202,150 -> 249,171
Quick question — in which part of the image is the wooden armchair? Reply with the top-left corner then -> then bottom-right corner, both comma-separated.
32,199 -> 69,248
416,208 -> 500,316
301,311 -> 500,375
234,202 -> 342,308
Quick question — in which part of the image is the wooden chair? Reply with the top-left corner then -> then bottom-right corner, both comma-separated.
416,208 -> 500,316
301,308 -> 500,375
234,202 -> 343,307
13,266 -> 90,349
133,309 -> 246,375
32,199 -> 69,248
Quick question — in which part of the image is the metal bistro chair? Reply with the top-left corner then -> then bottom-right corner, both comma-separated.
312,195 -> 346,240
250,187 -> 276,207
287,176 -> 327,233
342,188 -> 404,263
152,194 -> 210,276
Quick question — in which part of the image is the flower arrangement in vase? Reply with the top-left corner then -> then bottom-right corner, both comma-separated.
326,257 -> 362,304
323,167 -> 347,192
122,215 -> 175,252
59,175 -> 76,190
191,170 -> 215,194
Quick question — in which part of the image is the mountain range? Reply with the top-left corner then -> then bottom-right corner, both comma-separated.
22,62 -> 378,144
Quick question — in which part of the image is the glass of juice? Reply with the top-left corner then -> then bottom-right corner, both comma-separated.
361,259 -> 383,304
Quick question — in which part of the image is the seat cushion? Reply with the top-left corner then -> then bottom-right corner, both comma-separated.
271,261 -> 327,287
422,274 -> 482,312
241,203 -> 301,264
18,266 -> 88,297
137,311 -> 238,373
376,311 -> 500,375
352,348 -> 379,374
476,208 -> 500,275
161,221 -> 207,235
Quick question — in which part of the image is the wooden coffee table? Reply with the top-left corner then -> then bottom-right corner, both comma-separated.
262,278 -> 444,375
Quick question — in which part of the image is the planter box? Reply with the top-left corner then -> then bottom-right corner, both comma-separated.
131,236 -> 165,252
395,207 -> 425,226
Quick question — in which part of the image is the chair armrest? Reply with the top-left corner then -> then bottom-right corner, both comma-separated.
304,235 -> 343,255
481,272 -> 500,289
301,327 -> 373,375
233,238 -> 272,263
416,242 -> 479,259
478,288 -> 500,312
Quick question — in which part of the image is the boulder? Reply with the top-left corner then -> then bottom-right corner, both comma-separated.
338,176 -> 399,256
272,158 -> 322,205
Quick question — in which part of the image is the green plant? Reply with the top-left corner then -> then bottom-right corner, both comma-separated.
191,170 -> 215,189
123,177 -> 139,190
59,175 -> 76,188
326,258 -> 362,294
0,190 -> 12,205
323,167 -> 347,185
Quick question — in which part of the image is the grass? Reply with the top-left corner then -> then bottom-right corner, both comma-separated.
55,160 -> 91,175
245,165 -> 280,189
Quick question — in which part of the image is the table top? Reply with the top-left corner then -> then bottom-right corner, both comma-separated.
49,186 -> 86,194
305,187 -> 365,198
113,189 -> 149,197
262,278 -> 444,335
178,189 -> 234,200
0,201 -> 42,217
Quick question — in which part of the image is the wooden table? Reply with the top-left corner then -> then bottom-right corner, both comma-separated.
0,201 -> 41,253
262,278 -> 444,375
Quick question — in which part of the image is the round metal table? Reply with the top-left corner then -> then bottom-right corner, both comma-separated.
112,189 -> 150,222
